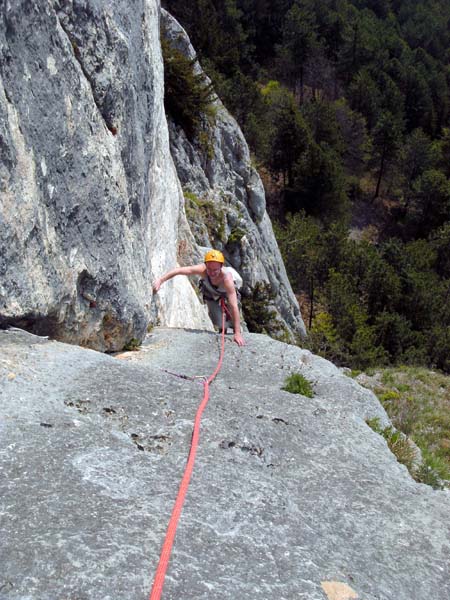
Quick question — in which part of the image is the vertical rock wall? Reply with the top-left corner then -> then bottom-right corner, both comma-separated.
0,0 -> 209,350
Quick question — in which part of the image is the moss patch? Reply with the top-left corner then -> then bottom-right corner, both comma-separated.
122,338 -> 141,351
184,190 -> 226,245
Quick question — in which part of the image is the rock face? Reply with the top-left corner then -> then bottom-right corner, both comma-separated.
0,0 -> 211,351
1,327 -> 449,600
162,9 -> 305,339
0,1 -> 305,350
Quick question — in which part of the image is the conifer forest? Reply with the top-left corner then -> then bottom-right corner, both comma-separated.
162,0 -> 450,372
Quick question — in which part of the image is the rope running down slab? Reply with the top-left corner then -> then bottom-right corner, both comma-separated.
149,299 -> 228,600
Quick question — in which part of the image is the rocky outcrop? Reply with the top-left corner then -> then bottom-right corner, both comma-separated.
1,327 -> 449,599
162,9 -> 306,339
0,1 -> 305,350
0,0 -> 210,351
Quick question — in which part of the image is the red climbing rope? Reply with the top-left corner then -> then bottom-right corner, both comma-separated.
148,299 -> 227,600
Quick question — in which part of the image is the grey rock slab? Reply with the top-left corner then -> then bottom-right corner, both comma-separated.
1,328 -> 449,599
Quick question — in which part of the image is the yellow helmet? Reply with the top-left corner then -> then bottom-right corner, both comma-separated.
204,249 -> 225,263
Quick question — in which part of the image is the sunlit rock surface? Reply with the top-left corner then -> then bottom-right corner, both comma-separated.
0,0 -> 209,350
1,327 -> 448,599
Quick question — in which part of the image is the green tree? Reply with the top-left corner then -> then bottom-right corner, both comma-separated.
161,36 -> 216,141
378,72 -> 404,120
408,169 -> 450,236
324,269 -> 359,341
398,2 -> 450,59
435,128 -> 450,178
302,99 -> 345,153
403,66 -> 434,133
323,269 -> 387,368
373,311 -> 416,363
309,311 -> 343,361
339,8 -> 378,77
238,0 -> 293,64
219,71 -> 263,134
430,223 -> 450,279
333,98 -> 371,176
277,1 -> 319,101
399,128 -> 436,210
261,81 -> 310,186
292,141 -> 348,220
336,239 -> 402,320
363,0 -> 391,20
371,111 -> 403,199
275,211 -> 323,328
350,320 -> 388,369
347,68 -> 381,130
429,326 -> 450,372
399,239 -> 441,330
429,71 -> 450,134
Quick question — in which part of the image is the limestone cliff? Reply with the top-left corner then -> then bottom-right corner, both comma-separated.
0,0 -> 304,351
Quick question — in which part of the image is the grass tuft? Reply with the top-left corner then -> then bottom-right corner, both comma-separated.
366,417 -> 417,473
282,373 -> 314,398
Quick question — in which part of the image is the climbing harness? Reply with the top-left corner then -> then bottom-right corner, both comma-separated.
149,299 -> 228,600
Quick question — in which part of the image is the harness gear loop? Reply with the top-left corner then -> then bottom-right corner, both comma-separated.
149,301 -> 227,600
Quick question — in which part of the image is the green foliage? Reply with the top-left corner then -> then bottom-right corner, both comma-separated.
430,222 -> 450,278
362,366 -> 450,488
309,311 -> 340,356
282,372 -> 314,397
371,111 -> 404,199
349,320 -> 388,370
276,1 -> 319,101
123,338 -> 141,351
227,227 -> 246,244
347,69 -> 381,131
163,0 -> 450,373
161,35 -> 216,142
241,281 -> 284,336
277,209 -> 450,372
184,191 -> 226,244
292,141 -> 349,221
373,312 -> 418,363
260,82 -> 310,186
407,169 -> 450,236
428,326 -> 450,373
398,128 -> 437,203
334,99 -> 371,176
366,417 -> 417,473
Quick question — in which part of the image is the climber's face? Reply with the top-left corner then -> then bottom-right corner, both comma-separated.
205,261 -> 222,278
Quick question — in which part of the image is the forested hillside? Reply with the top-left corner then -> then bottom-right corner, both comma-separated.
162,0 -> 450,372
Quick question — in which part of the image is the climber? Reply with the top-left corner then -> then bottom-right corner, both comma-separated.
152,249 -> 245,346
